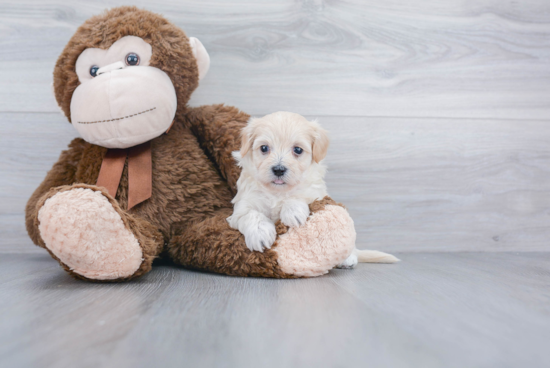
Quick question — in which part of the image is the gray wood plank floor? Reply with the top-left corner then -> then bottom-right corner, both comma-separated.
0,253 -> 549,368
1,1 -> 549,367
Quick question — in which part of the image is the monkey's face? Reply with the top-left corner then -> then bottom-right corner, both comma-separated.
71,36 -> 179,148
54,7 -> 210,149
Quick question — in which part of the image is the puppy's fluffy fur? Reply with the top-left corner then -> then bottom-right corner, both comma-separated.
228,112 -> 398,267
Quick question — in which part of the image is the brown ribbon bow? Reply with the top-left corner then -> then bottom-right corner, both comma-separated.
96,141 -> 152,210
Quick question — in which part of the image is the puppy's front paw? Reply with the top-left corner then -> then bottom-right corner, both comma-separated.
281,200 -> 310,228
244,220 -> 277,252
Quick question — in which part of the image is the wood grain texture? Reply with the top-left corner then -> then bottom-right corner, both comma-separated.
0,252 -> 549,368
1,2 -> 550,368
319,115 -> 550,252
3,112 -> 549,252
0,0 -> 549,118
0,112 -> 77,253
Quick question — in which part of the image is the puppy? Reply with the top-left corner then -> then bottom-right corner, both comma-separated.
227,111 -> 398,268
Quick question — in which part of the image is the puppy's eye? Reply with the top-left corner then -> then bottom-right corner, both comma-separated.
293,147 -> 303,155
125,53 -> 140,66
90,65 -> 99,77
260,145 -> 269,154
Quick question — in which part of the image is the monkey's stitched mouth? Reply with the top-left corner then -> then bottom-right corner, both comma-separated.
77,107 -> 156,124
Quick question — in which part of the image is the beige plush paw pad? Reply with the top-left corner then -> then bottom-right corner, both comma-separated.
274,205 -> 356,277
38,188 -> 143,280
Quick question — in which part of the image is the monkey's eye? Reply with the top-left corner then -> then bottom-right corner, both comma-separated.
260,145 -> 269,154
89,65 -> 99,77
293,147 -> 303,155
125,53 -> 140,66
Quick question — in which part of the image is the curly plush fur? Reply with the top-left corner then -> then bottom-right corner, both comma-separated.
25,6 -> 355,281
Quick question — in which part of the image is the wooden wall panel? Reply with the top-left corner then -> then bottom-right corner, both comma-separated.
3,113 -> 549,252
1,0 -> 549,252
0,0 -> 548,118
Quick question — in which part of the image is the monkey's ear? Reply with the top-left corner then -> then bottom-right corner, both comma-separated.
240,123 -> 255,157
189,37 -> 210,81
312,122 -> 330,163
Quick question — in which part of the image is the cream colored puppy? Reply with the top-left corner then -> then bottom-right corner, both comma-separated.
227,112 -> 398,268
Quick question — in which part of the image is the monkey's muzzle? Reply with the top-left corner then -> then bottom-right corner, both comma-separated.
70,65 -> 177,149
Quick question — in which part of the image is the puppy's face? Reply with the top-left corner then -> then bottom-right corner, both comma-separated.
240,112 -> 329,191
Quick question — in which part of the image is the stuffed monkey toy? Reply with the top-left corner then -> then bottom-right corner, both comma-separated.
25,6 -> 356,281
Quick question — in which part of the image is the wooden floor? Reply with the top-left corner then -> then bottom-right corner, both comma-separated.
0,253 -> 549,368
1,1 -> 550,367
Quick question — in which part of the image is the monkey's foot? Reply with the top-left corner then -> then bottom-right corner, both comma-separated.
274,203 -> 356,277
38,188 -> 143,280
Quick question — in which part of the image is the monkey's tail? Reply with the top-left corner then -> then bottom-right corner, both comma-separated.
355,249 -> 400,263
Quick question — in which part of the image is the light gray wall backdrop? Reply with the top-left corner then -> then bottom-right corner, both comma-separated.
1,0 -> 549,253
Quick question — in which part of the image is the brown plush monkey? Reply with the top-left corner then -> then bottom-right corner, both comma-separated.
25,6 -> 356,281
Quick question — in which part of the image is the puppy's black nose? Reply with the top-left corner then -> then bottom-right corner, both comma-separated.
272,165 -> 287,177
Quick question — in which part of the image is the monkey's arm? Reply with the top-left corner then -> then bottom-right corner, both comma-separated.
184,104 -> 249,194
25,138 -> 87,247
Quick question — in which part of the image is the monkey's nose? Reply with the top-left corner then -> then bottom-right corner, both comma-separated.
272,165 -> 287,177
96,61 -> 127,76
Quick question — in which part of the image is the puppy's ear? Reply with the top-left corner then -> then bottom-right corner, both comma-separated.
240,122 -> 255,157
312,122 -> 330,163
